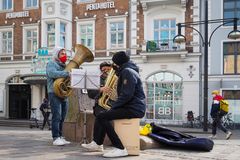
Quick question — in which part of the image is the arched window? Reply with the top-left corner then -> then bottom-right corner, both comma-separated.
145,71 -> 183,122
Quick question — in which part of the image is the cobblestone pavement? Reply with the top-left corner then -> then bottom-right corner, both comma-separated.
0,126 -> 239,160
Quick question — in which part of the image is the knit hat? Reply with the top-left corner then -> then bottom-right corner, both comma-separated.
212,90 -> 220,95
112,51 -> 130,66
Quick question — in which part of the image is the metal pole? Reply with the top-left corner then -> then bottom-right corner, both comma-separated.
203,0 -> 208,132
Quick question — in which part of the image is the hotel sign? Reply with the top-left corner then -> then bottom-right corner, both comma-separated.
6,11 -> 29,19
86,1 -> 115,11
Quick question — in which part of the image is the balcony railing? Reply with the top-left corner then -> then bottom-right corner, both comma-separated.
146,39 -> 182,52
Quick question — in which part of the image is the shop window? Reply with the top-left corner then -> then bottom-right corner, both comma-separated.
145,72 -> 183,121
222,90 -> 240,123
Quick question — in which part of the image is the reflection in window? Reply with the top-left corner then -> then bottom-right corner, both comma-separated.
154,19 -> 176,43
26,29 -> 37,53
2,0 -> 12,10
47,23 -> 55,48
79,24 -> 93,49
145,72 -> 183,121
223,42 -> 240,74
110,22 -> 124,48
2,31 -> 12,54
26,0 -> 38,8
223,0 -> 240,25
60,23 -> 66,48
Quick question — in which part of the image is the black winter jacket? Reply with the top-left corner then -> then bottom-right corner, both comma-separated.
111,61 -> 146,117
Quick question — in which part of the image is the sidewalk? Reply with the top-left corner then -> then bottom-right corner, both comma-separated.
0,126 -> 239,160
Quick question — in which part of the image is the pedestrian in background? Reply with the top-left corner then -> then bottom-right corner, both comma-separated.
40,98 -> 51,130
209,90 -> 232,139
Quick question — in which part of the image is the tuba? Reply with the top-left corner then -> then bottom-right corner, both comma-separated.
98,68 -> 118,110
53,44 -> 94,98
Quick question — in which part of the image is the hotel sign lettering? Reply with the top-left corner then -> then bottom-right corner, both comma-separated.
86,1 -> 115,11
6,11 -> 29,19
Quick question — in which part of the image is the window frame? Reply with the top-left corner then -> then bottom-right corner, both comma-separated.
23,0 -> 39,10
22,25 -> 39,54
76,19 -> 95,52
47,23 -> 55,48
223,0 -> 240,26
0,27 -> 13,55
106,15 -> 127,56
0,0 -> 13,11
60,22 -> 66,48
223,41 -> 240,75
153,18 -> 176,41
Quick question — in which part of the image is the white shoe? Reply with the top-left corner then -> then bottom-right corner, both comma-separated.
103,148 -> 128,158
53,137 -> 65,146
81,141 -> 103,152
226,131 -> 232,140
61,137 -> 71,144
209,135 -> 217,139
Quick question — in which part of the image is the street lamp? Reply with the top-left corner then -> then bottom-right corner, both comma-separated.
173,0 -> 240,132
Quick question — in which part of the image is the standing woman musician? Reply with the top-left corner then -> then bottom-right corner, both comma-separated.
82,51 -> 146,158
46,47 -> 71,146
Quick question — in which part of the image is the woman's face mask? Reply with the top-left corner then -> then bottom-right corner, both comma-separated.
58,50 -> 67,63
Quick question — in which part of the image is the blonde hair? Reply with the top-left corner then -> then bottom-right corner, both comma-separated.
212,90 -> 220,95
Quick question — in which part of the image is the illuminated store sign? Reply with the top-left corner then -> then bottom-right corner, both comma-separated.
86,1 -> 115,11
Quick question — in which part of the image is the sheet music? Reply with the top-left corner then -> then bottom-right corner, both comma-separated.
71,68 -> 100,89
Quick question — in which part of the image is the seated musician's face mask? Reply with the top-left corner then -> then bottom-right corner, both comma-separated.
112,63 -> 120,76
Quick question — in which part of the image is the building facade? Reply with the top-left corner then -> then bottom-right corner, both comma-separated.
202,0 -> 240,123
0,0 -> 202,125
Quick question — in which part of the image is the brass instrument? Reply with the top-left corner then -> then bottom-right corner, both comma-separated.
53,44 -> 94,98
98,68 -> 118,110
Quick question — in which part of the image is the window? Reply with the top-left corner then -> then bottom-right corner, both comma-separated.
110,22 -> 124,48
223,0 -> 240,25
79,24 -> 93,49
222,90 -> 240,123
154,19 -> 176,42
26,29 -> 37,53
145,72 -> 183,121
60,23 -> 66,48
25,0 -> 38,8
223,42 -> 240,74
1,31 -> 12,54
1,0 -> 12,10
47,23 -> 55,48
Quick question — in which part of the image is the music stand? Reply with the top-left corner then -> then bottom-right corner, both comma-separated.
71,69 -> 100,144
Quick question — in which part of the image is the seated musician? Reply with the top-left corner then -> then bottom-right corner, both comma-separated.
82,51 -> 146,158
87,61 -> 112,116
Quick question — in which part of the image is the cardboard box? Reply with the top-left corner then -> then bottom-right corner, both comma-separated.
113,118 -> 140,155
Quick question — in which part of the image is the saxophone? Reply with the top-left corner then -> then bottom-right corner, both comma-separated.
98,68 -> 118,110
